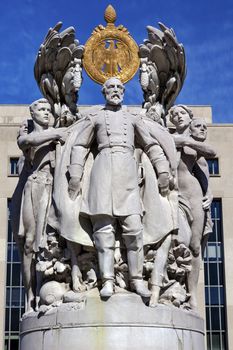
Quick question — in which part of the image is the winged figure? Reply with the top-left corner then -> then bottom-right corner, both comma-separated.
34,22 -> 85,127
139,22 -> 186,121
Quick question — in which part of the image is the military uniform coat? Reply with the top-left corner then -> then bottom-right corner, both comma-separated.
69,107 -> 169,217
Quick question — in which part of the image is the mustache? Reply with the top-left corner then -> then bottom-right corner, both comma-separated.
110,93 -> 121,98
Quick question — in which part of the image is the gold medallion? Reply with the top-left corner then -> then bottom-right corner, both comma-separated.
83,5 -> 140,84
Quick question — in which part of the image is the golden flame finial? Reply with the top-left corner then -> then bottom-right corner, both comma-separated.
104,5 -> 117,24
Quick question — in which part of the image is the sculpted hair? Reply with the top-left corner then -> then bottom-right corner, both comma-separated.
101,77 -> 125,96
29,98 -> 50,115
169,104 -> 193,124
190,117 -> 206,126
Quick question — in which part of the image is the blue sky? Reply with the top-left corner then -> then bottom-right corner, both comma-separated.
0,0 -> 233,123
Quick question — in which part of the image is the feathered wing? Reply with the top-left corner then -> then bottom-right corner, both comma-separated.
139,22 -> 186,118
34,22 -> 85,126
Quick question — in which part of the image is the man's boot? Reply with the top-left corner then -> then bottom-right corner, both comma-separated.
130,279 -> 151,298
92,219 -> 115,298
100,279 -> 114,298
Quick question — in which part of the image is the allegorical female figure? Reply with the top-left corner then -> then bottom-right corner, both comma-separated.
169,105 -> 216,310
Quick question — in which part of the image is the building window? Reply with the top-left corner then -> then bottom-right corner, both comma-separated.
204,199 -> 228,350
5,200 -> 24,350
9,158 -> 19,176
207,158 -> 219,176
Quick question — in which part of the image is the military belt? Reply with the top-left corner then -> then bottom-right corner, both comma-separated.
98,144 -> 134,153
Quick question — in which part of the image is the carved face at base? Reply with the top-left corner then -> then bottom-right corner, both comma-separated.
30,100 -> 52,127
170,106 -> 192,133
103,78 -> 125,106
190,118 -> 207,141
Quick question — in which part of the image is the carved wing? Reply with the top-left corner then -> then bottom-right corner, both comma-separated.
139,22 -> 186,117
34,22 -> 85,126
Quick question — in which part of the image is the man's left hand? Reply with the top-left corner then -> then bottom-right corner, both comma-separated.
202,191 -> 213,210
158,173 -> 170,197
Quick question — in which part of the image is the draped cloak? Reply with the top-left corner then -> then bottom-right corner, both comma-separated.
53,109 -> 179,247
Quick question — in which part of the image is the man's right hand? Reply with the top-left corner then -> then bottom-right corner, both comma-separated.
173,135 -> 189,148
55,128 -> 69,144
68,177 -> 81,200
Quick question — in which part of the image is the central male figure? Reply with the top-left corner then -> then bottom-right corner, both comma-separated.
68,78 -> 170,297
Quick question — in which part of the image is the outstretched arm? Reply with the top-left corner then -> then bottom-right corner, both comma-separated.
173,134 -> 216,158
18,128 -> 66,151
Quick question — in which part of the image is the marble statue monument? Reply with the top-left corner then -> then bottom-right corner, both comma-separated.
11,5 -> 216,350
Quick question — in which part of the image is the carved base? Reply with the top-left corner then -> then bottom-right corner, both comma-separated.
20,290 -> 205,350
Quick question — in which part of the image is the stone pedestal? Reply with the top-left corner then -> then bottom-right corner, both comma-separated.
20,291 -> 205,350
